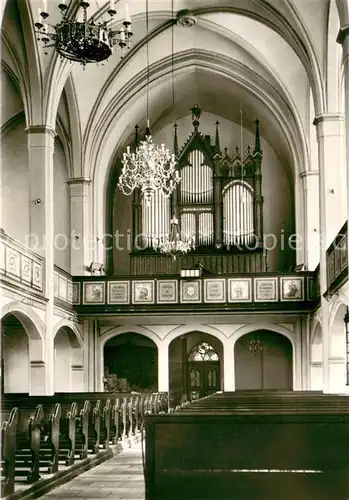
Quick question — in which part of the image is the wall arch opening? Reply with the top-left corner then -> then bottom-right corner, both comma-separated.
103,333 -> 158,392
54,326 -> 83,393
234,330 -> 293,390
169,331 -> 223,406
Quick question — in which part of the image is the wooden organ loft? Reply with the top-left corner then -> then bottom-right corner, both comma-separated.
130,106 -> 264,276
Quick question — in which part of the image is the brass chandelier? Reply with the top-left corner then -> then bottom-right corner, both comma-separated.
34,1 -> 133,67
117,0 -> 179,204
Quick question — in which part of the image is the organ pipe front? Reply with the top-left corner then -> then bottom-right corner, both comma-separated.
132,106 -> 263,256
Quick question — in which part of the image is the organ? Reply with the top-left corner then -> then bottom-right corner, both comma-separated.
130,106 -> 264,275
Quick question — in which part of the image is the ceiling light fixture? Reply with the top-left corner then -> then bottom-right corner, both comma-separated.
34,1 -> 132,67
118,0 -> 179,204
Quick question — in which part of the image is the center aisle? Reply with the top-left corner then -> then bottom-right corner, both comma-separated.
42,444 -> 145,500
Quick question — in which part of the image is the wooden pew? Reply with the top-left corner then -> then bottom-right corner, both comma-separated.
2,397 -> 80,467
144,391 -> 349,500
1,407 -> 19,496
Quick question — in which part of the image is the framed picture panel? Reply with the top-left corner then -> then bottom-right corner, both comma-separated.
180,280 -> 202,303
204,279 -> 226,303
72,282 -> 81,305
280,277 -> 304,301
108,281 -> 130,304
228,278 -> 252,302
83,282 -> 105,304
157,280 -> 178,304
254,277 -> 278,302
132,280 -> 155,304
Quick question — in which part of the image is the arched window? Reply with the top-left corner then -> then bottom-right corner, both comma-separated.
141,190 -> 170,248
188,342 -> 219,361
223,180 -> 254,246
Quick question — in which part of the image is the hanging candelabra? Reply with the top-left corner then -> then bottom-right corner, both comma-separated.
248,339 -> 263,354
118,0 -> 179,203
34,1 -> 133,67
153,214 -> 195,260
119,132 -> 179,204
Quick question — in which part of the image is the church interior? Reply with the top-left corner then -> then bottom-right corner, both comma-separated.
1,0 -> 349,498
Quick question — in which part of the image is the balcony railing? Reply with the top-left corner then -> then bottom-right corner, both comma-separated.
326,221 -> 348,296
72,270 -> 319,314
54,266 -> 77,310
0,231 -> 44,295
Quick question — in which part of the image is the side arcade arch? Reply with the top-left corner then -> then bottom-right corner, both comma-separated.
54,321 -> 84,393
1,302 -> 45,394
100,326 -> 161,393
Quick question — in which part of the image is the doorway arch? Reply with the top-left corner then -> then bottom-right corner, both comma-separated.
234,330 -> 293,390
169,332 -> 223,404
103,333 -> 158,392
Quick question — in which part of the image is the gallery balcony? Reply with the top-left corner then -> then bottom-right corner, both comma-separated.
72,269 -> 320,316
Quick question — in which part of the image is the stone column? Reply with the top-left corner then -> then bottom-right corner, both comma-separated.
26,126 -> 55,395
181,336 -> 188,400
157,341 -> 169,392
314,114 -> 344,392
68,178 -> 91,275
301,171 -> 320,270
337,25 -> 349,263
223,338 -> 234,391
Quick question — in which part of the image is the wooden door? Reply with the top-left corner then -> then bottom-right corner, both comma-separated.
188,342 -> 220,400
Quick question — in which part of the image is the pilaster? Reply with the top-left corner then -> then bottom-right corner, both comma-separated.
337,26 -> 349,277
313,113 -> 345,392
158,341 -> 170,392
67,177 -> 91,275
300,171 -> 320,270
26,125 -> 55,395
223,338 -> 234,391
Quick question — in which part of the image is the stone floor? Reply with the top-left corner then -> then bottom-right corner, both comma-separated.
41,444 -> 145,500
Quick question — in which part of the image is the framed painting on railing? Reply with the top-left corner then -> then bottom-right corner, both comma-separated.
340,236 -> 348,270
72,282 -> 81,305
83,282 -> 105,304
180,280 -> 202,303
254,277 -> 278,302
108,281 -> 130,304
204,279 -> 226,303
280,277 -> 304,301
228,278 -> 252,302
328,251 -> 335,283
132,280 -> 155,304
157,280 -> 178,304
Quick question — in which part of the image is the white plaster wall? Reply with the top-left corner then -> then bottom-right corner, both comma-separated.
53,139 -> 71,272
3,326 -> 29,393
1,68 -> 23,126
54,329 -> 71,392
1,121 -> 30,242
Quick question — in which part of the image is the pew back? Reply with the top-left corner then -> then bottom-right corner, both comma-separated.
145,392 -> 349,500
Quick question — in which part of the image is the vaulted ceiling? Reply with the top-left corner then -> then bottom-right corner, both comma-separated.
1,0 -> 348,186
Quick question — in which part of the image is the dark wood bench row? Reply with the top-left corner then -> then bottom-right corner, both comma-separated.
145,391 -> 349,500
1,392 -> 168,497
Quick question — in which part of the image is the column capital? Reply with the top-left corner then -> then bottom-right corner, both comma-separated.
67,177 -> 92,185
336,25 -> 349,45
313,113 -> 345,126
25,125 -> 56,138
300,170 -> 319,179
313,113 -> 345,139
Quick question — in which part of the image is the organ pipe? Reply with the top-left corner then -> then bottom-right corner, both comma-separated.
223,182 -> 253,246
142,191 -> 170,248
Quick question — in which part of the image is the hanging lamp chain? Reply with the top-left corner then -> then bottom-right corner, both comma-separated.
146,0 -> 150,134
